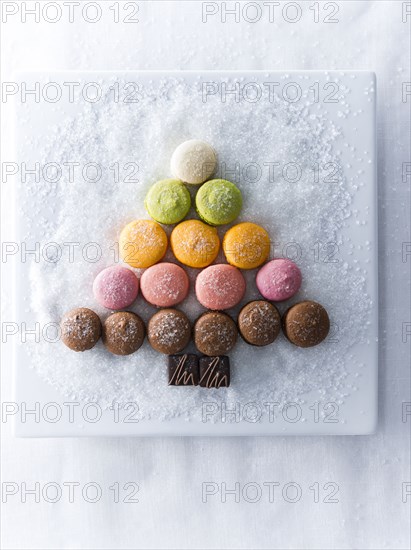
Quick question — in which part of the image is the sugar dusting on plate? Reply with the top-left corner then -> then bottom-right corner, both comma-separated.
20,76 -> 372,421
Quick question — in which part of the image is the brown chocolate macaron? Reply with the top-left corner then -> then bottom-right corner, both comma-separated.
103,311 -> 145,355
238,300 -> 281,346
194,311 -> 237,356
61,307 -> 101,352
282,300 -> 330,348
148,309 -> 191,354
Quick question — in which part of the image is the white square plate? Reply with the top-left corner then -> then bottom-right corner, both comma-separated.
12,71 -> 377,436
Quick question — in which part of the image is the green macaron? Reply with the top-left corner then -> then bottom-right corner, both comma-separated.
195,179 -> 242,226
145,179 -> 191,225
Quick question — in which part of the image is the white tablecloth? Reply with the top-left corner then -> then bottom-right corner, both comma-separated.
2,1 -> 410,548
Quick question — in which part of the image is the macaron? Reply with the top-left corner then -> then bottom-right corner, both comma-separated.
148,309 -> 191,354
223,222 -> 270,269
256,259 -> 302,301
145,178 -> 191,224
102,311 -> 145,355
119,219 -> 167,269
60,307 -> 101,352
170,219 -> 220,268
238,300 -> 281,346
140,262 -> 189,307
282,301 -> 330,348
194,311 -> 238,356
195,264 -> 246,310
93,265 -> 139,310
195,179 -> 242,226
171,139 -> 217,184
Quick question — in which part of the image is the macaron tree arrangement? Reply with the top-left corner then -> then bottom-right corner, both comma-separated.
60,139 -> 330,389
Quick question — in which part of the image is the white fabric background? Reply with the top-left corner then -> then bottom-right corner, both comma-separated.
1,1 -> 410,548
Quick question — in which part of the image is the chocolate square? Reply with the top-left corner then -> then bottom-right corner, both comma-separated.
199,356 -> 230,388
168,354 -> 199,386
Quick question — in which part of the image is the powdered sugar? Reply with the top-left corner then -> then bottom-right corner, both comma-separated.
20,74 -> 373,420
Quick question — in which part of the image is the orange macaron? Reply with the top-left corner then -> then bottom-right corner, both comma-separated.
222,222 -> 270,269
170,219 -> 220,268
119,219 -> 168,269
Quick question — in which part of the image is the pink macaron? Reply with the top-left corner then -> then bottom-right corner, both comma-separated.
195,264 -> 246,311
256,258 -> 302,301
93,265 -> 139,310
140,262 -> 189,308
